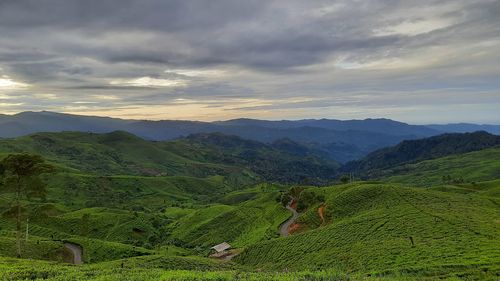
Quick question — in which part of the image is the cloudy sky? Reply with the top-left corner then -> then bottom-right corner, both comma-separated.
0,0 -> 499,123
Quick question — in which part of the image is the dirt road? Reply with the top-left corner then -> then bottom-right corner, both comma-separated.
280,200 -> 299,237
64,243 -> 83,264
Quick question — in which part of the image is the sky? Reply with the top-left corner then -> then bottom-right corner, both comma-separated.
0,0 -> 499,124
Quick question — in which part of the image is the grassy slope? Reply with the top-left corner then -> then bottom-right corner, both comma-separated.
343,131 -> 500,177
0,130 -> 337,185
236,183 -> 500,277
43,172 -> 243,210
427,179 -> 500,199
0,131 -> 240,177
0,180 -> 498,280
384,147 -> 500,186
170,185 -> 289,248
1,132 -> 500,279
0,184 -> 290,263
0,230 -> 156,263
3,256 -> 478,281
0,256 -> 236,281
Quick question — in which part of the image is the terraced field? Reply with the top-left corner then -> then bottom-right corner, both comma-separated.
384,147 -> 500,186
170,187 -> 290,248
1,131 -> 499,280
236,183 -> 500,278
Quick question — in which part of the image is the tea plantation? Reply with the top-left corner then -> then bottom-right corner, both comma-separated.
0,132 -> 498,280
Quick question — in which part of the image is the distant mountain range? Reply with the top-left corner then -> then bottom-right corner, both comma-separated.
426,123 -> 500,135
0,111 -> 499,162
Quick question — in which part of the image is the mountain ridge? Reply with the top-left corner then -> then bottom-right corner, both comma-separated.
342,131 -> 500,178
1,111 -> 499,163
0,130 -> 339,184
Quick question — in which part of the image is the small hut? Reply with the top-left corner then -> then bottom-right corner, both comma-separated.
210,242 -> 231,258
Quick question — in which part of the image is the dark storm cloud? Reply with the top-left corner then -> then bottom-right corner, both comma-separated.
0,0 -> 499,122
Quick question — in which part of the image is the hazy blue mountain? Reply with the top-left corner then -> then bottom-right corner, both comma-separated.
427,123 -> 500,135
0,111 -> 132,137
1,111 -> 497,163
217,118 -> 439,136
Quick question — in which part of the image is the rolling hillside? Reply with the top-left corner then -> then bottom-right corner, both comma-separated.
342,131 -> 500,178
384,147 -> 500,186
236,182 -> 500,277
0,129 -> 499,280
169,186 -> 289,249
0,131 -> 339,184
0,111 -> 448,163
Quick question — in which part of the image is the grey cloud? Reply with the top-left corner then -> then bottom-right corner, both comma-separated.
0,0 -> 499,123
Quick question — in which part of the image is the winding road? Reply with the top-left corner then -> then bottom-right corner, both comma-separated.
280,200 -> 299,237
64,243 -> 83,264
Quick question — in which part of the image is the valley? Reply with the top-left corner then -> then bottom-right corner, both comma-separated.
2,0 -> 499,279
0,128 -> 498,280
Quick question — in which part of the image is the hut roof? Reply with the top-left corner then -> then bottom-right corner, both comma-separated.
211,242 -> 231,253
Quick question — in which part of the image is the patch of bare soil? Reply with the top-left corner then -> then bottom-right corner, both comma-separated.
288,222 -> 302,234
318,204 -> 326,225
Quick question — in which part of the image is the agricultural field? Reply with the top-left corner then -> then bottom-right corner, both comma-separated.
384,147 -> 500,186
0,131 -> 499,280
2,0 -> 500,278
236,183 -> 500,277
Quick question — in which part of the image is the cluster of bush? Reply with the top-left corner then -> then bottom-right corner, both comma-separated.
441,175 -> 465,184
278,186 -> 325,212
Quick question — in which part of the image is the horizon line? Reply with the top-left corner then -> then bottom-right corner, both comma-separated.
1,110 -> 500,126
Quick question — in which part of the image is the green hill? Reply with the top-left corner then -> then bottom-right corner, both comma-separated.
1,131 -> 499,280
0,131 -> 339,184
343,131 -> 500,178
169,185 -> 289,249
236,182 -> 500,278
384,146 -> 500,186
0,131 -> 246,177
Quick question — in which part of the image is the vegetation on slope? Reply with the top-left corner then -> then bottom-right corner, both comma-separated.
384,146 -> 500,186
236,183 -> 500,277
0,111 -> 450,162
343,131 -> 500,178
0,131 -> 339,184
1,130 -> 500,280
169,185 -> 289,249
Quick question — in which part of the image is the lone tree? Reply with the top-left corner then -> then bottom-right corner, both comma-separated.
340,174 -> 350,184
0,154 -> 54,258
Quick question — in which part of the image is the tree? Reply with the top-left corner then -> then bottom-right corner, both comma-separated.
340,174 -> 350,184
280,192 -> 291,207
0,154 -> 54,258
297,189 -> 320,212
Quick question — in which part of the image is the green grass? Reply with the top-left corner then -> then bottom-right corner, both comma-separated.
236,183 -> 500,276
2,180 -> 499,279
0,256 -> 234,281
43,172 -> 254,210
428,179 -> 500,198
384,147 -> 500,186
0,236 -> 64,261
0,130 -> 335,185
164,207 -> 195,220
168,187 -> 289,249
1,256 -> 497,280
0,131 -> 241,178
1,203 -> 169,247
1,132 -> 500,280
0,229 -> 154,263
